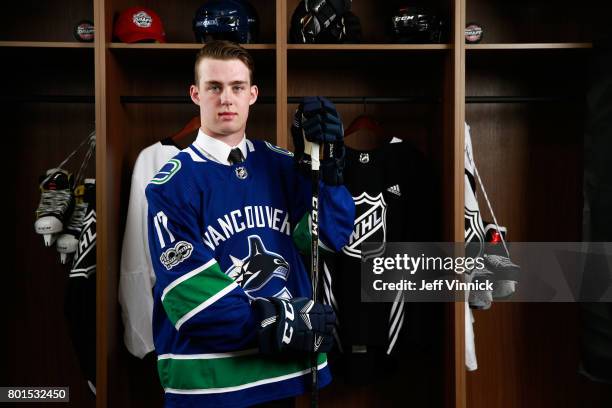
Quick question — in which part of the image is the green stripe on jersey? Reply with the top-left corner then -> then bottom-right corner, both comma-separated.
158,351 -> 327,392
292,213 -> 311,254
292,213 -> 334,255
161,261 -> 235,329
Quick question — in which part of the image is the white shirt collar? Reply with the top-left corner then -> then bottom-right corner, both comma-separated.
193,129 -> 248,165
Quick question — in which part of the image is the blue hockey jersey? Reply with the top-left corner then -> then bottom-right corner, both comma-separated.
145,137 -> 355,407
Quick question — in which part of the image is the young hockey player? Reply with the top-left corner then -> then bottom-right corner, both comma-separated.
145,40 -> 355,407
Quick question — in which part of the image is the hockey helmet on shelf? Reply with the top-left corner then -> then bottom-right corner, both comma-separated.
193,0 -> 259,44
389,6 -> 446,43
289,0 -> 353,44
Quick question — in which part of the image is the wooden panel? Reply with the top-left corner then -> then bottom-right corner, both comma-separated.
276,0 -> 287,147
466,0 -> 610,43
287,44 -> 451,50
452,0 -> 467,406
465,51 -> 612,407
4,47 -> 96,408
0,41 -> 94,48
2,1 -> 94,41
467,43 -> 592,50
469,303 -> 612,407
108,43 -> 276,50
287,50 -> 447,155
95,0 -> 107,405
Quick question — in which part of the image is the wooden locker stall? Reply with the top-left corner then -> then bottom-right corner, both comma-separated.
463,0 -> 612,407
96,0 -> 462,407
2,2 -> 97,407
97,1 -> 277,407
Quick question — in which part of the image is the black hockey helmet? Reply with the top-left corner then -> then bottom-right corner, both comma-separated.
318,11 -> 362,44
289,0 -> 353,43
389,6 -> 445,43
193,0 -> 259,44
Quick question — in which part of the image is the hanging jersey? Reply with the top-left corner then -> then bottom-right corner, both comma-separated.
322,139 -> 440,383
465,123 -> 485,257
119,138 -> 181,358
464,122 -> 481,369
65,180 -> 97,395
146,138 -> 355,408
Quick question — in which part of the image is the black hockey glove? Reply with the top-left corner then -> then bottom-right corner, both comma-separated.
292,96 -> 345,185
253,297 -> 336,354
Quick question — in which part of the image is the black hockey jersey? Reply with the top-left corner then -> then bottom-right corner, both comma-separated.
65,180 -> 96,395
323,139 -> 440,383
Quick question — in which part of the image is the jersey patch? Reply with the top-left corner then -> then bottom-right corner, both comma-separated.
342,192 -> 387,259
160,241 -> 193,270
151,159 -> 182,185
264,141 -> 294,157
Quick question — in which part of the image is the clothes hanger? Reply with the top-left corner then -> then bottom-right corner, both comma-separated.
170,116 -> 200,146
344,99 -> 385,138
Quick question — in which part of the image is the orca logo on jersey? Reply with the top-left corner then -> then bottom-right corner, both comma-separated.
150,159 -> 181,185
226,235 -> 292,300
160,241 -> 193,270
342,192 -> 387,259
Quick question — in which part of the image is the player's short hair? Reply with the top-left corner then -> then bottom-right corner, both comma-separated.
194,40 -> 255,85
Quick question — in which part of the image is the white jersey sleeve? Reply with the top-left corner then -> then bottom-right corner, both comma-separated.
118,141 -> 179,358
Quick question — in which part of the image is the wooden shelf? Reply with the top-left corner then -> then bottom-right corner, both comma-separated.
0,41 -> 94,48
288,44 -> 451,50
466,43 -> 592,50
108,43 -> 275,50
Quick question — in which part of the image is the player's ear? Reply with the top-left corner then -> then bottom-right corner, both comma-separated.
249,84 -> 258,106
190,84 -> 200,106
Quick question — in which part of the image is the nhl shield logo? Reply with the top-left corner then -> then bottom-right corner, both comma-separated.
359,153 -> 370,163
342,192 -> 387,258
235,166 -> 248,179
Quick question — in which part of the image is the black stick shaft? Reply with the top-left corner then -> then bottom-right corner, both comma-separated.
310,143 -> 321,408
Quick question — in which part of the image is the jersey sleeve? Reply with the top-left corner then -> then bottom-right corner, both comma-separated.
145,160 -> 257,351
118,154 -> 156,358
282,154 -> 355,253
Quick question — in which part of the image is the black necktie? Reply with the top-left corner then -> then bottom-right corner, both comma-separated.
228,148 -> 244,165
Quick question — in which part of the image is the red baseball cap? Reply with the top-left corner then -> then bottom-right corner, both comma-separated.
114,7 -> 166,43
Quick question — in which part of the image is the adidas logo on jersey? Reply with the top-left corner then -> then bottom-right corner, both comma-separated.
387,184 -> 401,197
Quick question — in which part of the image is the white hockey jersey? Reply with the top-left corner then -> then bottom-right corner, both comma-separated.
118,138 -> 180,358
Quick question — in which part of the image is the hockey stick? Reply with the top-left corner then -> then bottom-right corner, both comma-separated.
305,137 -> 321,408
